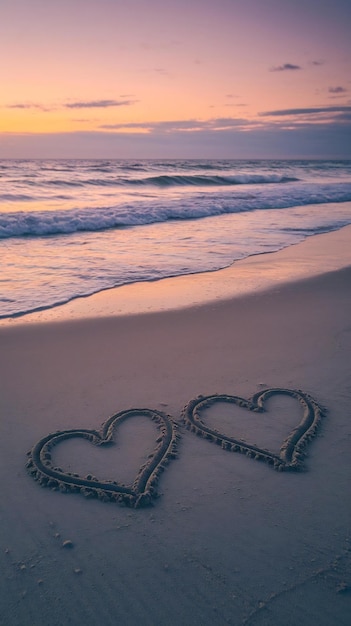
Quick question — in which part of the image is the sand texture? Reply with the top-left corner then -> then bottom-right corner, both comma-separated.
26,408 -> 180,509
1,228 -> 351,625
182,388 -> 324,471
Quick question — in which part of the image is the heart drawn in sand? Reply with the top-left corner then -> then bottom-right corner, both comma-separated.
26,409 -> 180,508
182,388 -> 324,471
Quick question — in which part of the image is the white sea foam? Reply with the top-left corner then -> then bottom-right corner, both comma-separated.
1,182 -> 351,239
1,158 -> 350,317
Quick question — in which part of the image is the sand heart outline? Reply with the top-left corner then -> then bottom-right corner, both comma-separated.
26,408 -> 180,508
182,388 -> 325,471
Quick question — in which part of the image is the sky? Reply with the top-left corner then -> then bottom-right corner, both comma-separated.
0,0 -> 350,159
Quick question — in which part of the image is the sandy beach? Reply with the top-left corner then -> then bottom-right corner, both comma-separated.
1,227 -> 351,625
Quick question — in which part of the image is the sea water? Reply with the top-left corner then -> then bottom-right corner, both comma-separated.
1,159 -> 351,318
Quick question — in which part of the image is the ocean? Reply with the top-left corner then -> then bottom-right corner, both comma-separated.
1,159 -> 351,319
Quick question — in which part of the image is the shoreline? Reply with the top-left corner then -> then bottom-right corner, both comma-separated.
1,225 -> 350,625
2,223 -> 351,327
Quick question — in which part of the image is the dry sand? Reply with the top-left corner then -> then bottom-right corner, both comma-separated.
1,227 -> 351,625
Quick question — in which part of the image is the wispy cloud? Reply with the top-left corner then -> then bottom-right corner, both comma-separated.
72,118 -> 99,123
269,63 -> 302,72
64,99 -> 137,109
7,103 -> 37,109
311,59 -> 325,66
6,102 -> 54,112
99,117 -> 249,133
4,99 -> 138,111
260,105 -> 351,117
153,68 -> 169,76
225,103 -> 247,108
328,86 -> 347,94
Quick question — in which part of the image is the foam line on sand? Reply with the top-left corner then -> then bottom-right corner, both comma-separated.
0,226 -> 350,625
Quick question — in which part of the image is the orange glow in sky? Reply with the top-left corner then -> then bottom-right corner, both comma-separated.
0,0 -> 350,158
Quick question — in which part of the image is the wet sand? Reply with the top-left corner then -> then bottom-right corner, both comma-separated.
0,227 -> 350,625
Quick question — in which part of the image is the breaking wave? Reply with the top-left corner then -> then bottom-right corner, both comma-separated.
1,182 -> 351,239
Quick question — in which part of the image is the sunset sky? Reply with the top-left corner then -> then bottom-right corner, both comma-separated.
1,0 -> 350,158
